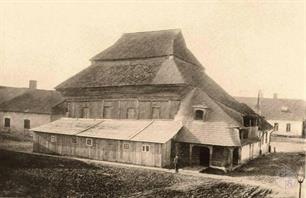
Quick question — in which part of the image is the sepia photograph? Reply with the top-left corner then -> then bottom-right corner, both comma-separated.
0,1 -> 305,197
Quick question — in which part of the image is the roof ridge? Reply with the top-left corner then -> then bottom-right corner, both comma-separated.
128,120 -> 154,140
74,120 -> 105,135
123,29 -> 181,35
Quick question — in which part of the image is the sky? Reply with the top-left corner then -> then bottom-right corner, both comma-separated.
0,1 -> 305,100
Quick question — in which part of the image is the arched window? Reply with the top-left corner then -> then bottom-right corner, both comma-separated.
127,108 -> 136,119
194,110 -> 204,120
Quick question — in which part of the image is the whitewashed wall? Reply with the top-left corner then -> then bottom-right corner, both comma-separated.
0,112 -> 51,133
269,119 -> 303,137
241,131 -> 270,163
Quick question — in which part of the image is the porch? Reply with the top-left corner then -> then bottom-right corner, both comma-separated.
175,142 -> 241,171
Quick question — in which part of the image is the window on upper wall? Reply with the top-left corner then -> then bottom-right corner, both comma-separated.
194,110 -> 204,120
142,145 -> 150,152
72,136 -> 77,144
151,106 -> 160,119
123,143 -> 129,149
127,108 -> 136,119
50,135 -> 56,143
274,123 -> 279,131
24,119 -> 30,129
286,123 -> 291,132
265,133 -> 268,143
86,138 -> 93,146
4,118 -> 10,128
103,106 -> 112,119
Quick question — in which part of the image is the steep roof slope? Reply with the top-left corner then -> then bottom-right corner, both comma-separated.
0,89 -> 64,114
91,29 -> 201,66
0,86 -> 28,104
235,97 -> 306,121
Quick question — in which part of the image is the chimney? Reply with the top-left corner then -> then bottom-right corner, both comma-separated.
273,93 -> 278,99
256,90 -> 263,115
29,80 -> 37,89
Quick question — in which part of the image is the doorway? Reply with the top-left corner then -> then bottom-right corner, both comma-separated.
199,147 -> 210,166
233,148 -> 239,165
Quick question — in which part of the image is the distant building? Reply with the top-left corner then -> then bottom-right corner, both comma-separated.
0,81 -> 66,134
236,92 -> 306,138
32,29 -> 272,171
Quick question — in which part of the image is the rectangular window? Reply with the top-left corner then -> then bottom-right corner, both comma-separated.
274,123 -> 279,131
51,135 -> 56,143
81,107 -> 90,118
142,145 -> 150,152
265,133 -> 268,143
86,138 -> 93,146
123,143 -> 129,149
286,123 -> 291,132
72,136 -> 77,144
4,118 -> 10,128
103,106 -> 112,119
24,119 -> 30,129
151,107 -> 160,119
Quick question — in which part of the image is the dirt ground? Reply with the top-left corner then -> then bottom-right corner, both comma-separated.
0,149 -> 273,198
0,132 -> 304,197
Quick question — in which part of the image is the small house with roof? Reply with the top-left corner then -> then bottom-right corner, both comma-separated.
32,29 -> 272,170
236,93 -> 306,138
0,81 -> 66,133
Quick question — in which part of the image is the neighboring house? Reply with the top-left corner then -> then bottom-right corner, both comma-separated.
32,29 -> 272,171
236,93 -> 306,138
0,81 -> 66,133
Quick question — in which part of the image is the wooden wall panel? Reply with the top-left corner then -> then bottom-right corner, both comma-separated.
34,133 -> 166,167
68,99 -> 181,120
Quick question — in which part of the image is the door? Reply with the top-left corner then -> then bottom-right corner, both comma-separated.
199,147 -> 210,166
233,148 -> 239,165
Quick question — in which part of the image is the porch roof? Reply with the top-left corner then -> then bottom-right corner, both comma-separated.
176,121 -> 241,146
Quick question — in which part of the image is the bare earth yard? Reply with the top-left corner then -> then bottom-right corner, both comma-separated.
0,132 -> 304,198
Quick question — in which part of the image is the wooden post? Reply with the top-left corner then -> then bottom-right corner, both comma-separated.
228,148 -> 234,171
209,146 -> 213,167
238,148 -> 241,164
189,144 -> 193,166
101,100 -> 104,118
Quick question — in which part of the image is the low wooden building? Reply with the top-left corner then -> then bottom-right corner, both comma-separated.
32,29 -> 272,170
33,119 -> 181,167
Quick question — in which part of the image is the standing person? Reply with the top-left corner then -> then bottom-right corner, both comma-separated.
173,155 -> 179,173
